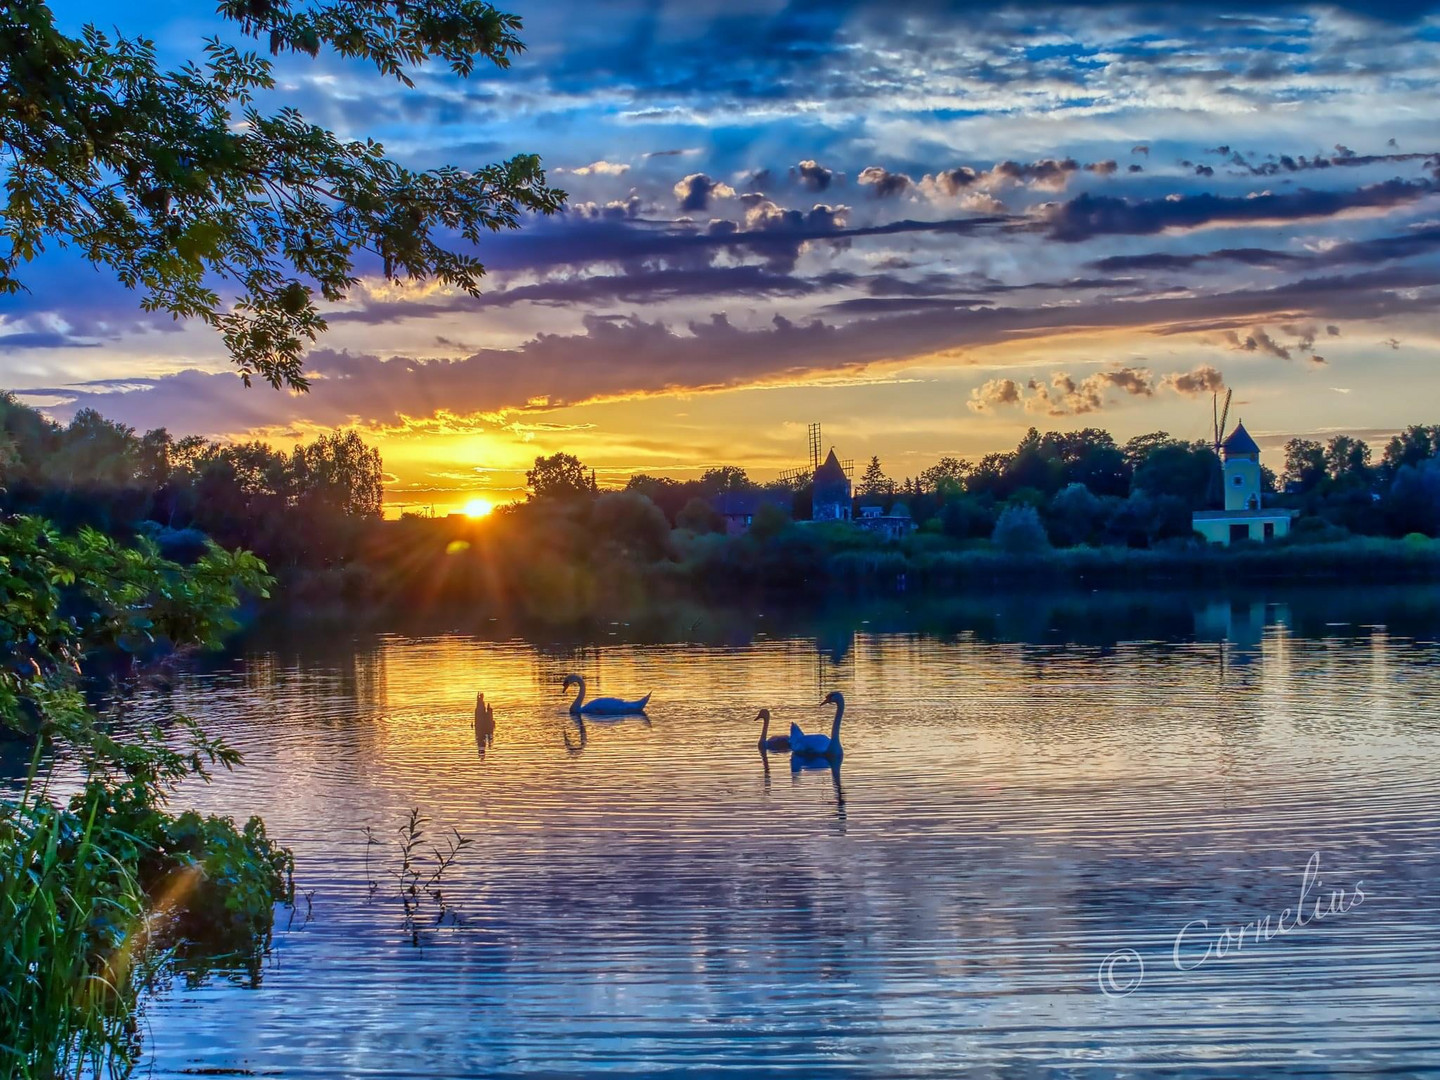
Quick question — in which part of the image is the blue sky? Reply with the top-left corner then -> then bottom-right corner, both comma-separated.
5,0 -> 1440,507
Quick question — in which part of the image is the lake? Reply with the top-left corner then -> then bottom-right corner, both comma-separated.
124,589 -> 1440,1077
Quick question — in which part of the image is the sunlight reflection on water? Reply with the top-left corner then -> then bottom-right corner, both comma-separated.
130,596 -> 1440,1077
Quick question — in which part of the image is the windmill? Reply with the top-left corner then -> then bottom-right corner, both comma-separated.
1206,387 -> 1233,507
777,422 -> 854,488
1211,387 -> 1233,455
777,422 -> 823,488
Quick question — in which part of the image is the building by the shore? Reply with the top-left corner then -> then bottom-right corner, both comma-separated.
1192,421 -> 1295,545
812,448 -> 852,522
856,501 -> 918,540
711,490 -> 789,535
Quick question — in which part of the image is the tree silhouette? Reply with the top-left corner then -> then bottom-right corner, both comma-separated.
0,0 -> 564,389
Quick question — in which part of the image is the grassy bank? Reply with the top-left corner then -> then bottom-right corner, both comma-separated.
280,509 -> 1440,624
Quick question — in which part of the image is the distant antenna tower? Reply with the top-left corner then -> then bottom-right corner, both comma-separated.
808,421 -> 822,472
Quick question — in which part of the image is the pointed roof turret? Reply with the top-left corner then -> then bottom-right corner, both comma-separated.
814,447 -> 847,485
1221,421 -> 1260,458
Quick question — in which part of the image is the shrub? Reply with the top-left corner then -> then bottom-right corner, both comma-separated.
0,517 -> 291,1075
991,504 -> 1051,554
1046,483 -> 1104,547
677,496 -> 725,534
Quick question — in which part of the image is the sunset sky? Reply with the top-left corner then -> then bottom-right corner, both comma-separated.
5,0 -> 1440,512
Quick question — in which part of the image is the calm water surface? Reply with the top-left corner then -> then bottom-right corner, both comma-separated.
127,593 -> 1440,1077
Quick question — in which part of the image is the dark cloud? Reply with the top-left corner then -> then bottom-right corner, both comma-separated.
990,158 -> 1081,191
1086,160 -> 1119,176
46,265 -> 1438,438
0,331 -> 101,350
793,159 -> 836,191
1088,247 -> 1301,272
1224,147 -> 1440,177
1043,178 -> 1435,242
1221,327 -> 1293,360
328,265 -> 860,324
857,166 -> 913,198
1087,224 -> 1440,273
929,166 -> 979,195
469,207 -> 1011,279
570,195 -> 643,220
673,173 -> 735,212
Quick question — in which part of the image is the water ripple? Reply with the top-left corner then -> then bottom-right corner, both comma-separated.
111,620 -> 1440,1077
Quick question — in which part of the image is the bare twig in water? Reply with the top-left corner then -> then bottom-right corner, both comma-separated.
364,809 -> 472,945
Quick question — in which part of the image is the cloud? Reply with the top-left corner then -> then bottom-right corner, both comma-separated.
1217,324 -> 1328,364
673,173 -> 736,212
1043,179 -> 1436,242
1222,147 -> 1440,178
327,265 -> 857,323
970,367 -> 1157,416
1022,368 -> 1157,415
857,166 -> 913,198
566,160 -> 631,176
0,330 -> 101,350
569,195 -> 643,220
924,167 -> 979,196
793,160 -> 836,191
1091,225 -> 1440,275
966,377 -> 1021,412
988,158 -> 1081,192
1221,327 -> 1293,359
1162,364 -> 1225,396
973,362 -> 1237,416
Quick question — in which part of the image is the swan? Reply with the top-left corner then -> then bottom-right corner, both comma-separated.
756,709 -> 790,752
474,693 -> 495,754
789,691 -> 844,758
562,673 -> 651,716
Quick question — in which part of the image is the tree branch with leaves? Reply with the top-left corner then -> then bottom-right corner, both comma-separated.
0,0 -> 565,390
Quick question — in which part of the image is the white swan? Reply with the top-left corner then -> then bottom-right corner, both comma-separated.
562,673 -> 651,716
789,691 -> 844,758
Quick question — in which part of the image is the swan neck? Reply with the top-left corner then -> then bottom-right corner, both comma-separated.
830,699 -> 844,744
570,676 -> 586,712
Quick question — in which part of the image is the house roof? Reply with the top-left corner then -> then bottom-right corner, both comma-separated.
814,448 -> 848,485
1222,421 -> 1261,456
711,490 -> 785,516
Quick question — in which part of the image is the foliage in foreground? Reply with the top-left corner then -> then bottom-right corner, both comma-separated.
0,514 -> 292,1079
1,0 -> 564,389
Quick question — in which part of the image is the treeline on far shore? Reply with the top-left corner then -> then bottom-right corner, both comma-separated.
5,394 -> 1440,625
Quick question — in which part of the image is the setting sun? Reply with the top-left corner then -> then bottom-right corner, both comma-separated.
463,497 -> 494,518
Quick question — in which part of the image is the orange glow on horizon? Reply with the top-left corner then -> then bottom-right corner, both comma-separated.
464,497 -> 495,518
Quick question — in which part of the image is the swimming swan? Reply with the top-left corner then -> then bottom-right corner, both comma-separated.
562,674 -> 651,716
789,691 -> 844,758
756,709 -> 790,752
